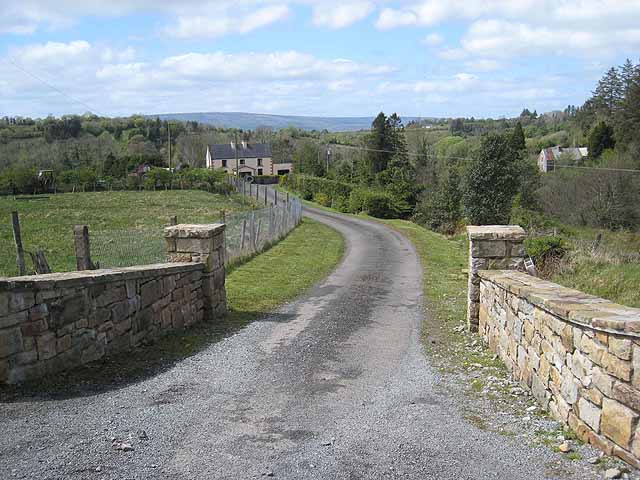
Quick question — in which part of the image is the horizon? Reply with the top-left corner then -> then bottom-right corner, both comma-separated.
1,1 -> 639,119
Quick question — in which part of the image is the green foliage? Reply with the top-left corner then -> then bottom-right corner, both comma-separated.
362,192 -> 398,218
313,192 -> 331,207
524,236 -> 569,262
588,121 -> 615,159
415,166 -> 462,234
463,133 -> 520,225
510,122 -> 526,151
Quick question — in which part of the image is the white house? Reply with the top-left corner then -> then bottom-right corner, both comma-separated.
538,146 -> 588,172
205,142 -> 293,177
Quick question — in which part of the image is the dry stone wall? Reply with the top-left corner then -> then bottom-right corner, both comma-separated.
0,223 -> 226,384
476,265 -> 640,467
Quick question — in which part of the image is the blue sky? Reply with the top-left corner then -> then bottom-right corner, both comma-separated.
1,1 -> 639,119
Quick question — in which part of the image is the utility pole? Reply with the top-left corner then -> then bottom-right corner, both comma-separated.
234,131 -> 239,180
167,123 -> 171,171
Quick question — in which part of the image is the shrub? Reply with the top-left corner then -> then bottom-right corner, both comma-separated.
253,175 -> 279,185
314,192 -> 331,207
525,236 -> 569,263
347,189 -> 369,213
363,192 -> 397,219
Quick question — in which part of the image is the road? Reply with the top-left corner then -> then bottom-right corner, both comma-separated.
1,203 -> 588,479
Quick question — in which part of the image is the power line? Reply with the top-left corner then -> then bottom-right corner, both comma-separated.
553,165 -> 640,173
3,58 -> 106,117
326,142 -> 640,173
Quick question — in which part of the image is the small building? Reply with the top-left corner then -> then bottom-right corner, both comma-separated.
537,146 -> 588,172
206,142 -> 293,177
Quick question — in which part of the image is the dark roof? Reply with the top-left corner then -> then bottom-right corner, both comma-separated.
209,143 -> 272,160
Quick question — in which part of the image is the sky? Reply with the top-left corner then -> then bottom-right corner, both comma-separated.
1,0 -> 639,120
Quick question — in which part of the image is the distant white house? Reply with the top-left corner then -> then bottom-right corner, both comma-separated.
205,142 -> 293,177
537,146 -> 588,172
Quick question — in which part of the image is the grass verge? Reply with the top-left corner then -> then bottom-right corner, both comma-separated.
0,218 -> 344,400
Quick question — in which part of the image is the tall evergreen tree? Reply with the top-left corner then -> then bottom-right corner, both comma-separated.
463,133 -> 520,225
588,121 -> 616,158
510,122 -> 526,152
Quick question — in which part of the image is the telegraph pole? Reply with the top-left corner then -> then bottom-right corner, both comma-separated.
167,123 -> 172,189
234,131 -> 239,180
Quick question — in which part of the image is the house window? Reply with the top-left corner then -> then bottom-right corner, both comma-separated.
221,160 -> 227,167
240,159 -> 245,165
257,168 -> 263,175
257,158 -> 262,166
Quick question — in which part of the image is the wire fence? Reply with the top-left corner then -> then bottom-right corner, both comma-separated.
223,198 -> 302,266
91,184 -> 302,269
91,228 -> 166,269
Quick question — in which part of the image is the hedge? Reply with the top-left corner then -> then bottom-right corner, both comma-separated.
281,174 -> 400,219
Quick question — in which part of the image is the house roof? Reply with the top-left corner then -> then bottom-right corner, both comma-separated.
541,146 -> 588,162
209,142 -> 272,160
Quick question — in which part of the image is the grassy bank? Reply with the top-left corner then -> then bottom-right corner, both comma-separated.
226,218 -> 344,321
0,190 -> 253,276
545,225 -> 640,308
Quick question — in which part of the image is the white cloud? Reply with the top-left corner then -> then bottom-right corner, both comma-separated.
312,2 -> 374,29
1,40 -> 396,117
464,59 -> 501,72
17,40 -> 91,64
422,33 -> 443,47
166,4 -> 290,38
461,19 -> 640,58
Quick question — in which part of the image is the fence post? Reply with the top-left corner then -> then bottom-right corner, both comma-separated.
240,219 -> 247,251
11,211 -> 27,276
74,225 -> 96,271
274,190 -> 278,205
264,186 -> 268,206
169,215 -> 178,226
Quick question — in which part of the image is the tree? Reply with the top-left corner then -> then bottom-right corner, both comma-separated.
463,133 -> 520,225
588,121 -> 615,159
510,122 -> 526,152
367,112 -> 392,177
294,140 -> 325,176
416,166 -> 462,234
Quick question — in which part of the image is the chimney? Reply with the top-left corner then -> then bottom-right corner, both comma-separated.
241,141 -> 247,149
230,141 -> 235,150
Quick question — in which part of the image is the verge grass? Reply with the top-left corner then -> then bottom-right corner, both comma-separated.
0,190 -> 253,276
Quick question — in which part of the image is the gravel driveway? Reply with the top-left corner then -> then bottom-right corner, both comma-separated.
0,205 -> 599,479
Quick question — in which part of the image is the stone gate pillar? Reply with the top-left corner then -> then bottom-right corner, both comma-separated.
164,223 -> 227,320
466,225 -> 526,332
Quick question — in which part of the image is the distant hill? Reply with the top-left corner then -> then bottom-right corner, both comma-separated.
149,112 -> 427,132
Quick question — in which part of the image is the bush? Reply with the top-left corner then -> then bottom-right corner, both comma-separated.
347,189 -> 369,213
363,192 -> 397,219
314,192 -> 331,207
525,236 -> 569,262
253,175 -> 279,185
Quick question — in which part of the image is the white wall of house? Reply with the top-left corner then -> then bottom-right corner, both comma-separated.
206,146 -> 292,176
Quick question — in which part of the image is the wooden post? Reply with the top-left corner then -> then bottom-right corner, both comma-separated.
29,249 -> 52,274
286,192 -> 289,204
11,211 -> 27,276
240,219 -> 247,251
255,219 -> 262,251
169,215 -> 178,226
220,209 -> 226,225
274,190 -> 278,205
264,186 -> 268,206
74,225 -> 96,271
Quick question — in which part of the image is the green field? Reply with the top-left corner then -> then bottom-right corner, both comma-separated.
0,190 -> 253,276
